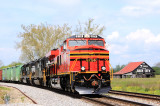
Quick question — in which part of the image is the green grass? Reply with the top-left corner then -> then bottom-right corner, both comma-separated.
21,96 -> 25,102
111,75 -> 160,95
0,87 -> 10,91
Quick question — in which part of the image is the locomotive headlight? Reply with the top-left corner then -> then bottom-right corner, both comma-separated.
81,66 -> 85,72
101,66 -> 106,71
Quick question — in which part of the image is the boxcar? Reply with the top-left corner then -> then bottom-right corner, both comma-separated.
2,68 -> 7,81
12,66 -> 16,81
0,69 -> 2,81
6,68 -> 11,81
10,67 -> 14,81
13,65 -> 22,81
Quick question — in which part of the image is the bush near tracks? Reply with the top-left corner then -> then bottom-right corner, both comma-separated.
111,75 -> 160,95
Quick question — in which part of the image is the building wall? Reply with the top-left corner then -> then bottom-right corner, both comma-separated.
133,62 -> 155,78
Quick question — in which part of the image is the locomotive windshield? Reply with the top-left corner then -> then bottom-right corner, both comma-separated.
69,40 -> 86,47
88,40 -> 104,46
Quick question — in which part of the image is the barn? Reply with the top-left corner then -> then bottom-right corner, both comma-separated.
114,62 -> 155,78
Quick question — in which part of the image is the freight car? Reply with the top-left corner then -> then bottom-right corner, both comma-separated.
0,69 -> 2,81
20,34 -> 113,94
1,65 -> 22,82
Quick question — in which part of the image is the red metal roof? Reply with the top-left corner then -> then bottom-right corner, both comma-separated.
114,62 -> 144,75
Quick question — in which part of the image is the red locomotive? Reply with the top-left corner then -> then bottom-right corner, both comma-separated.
21,34 -> 113,94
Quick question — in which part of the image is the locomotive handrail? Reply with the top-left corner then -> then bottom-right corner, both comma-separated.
70,58 -> 79,71
105,59 -> 113,80
29,72 -> 32,81
109,62 -> 113,80
43,68 -> 46,83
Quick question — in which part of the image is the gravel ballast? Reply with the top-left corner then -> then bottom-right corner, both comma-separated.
0,82 -> 93,106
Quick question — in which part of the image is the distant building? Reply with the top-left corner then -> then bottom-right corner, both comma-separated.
114,62 -> 155,78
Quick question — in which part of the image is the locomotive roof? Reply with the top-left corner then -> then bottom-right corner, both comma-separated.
69,34 -> 103,39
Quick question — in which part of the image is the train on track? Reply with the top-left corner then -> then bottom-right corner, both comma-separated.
0,34 -> 113,94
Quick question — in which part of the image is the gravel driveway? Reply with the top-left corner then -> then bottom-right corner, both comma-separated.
0,82 -> 93,106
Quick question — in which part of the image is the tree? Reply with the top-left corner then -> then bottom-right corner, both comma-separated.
75,18 -> 105,35
0,61 -> 23,69
155,62 -> 160,67
113,64 -> 126,73
152,67 -> 160,75
16,23 -> 72,62
17,19 -> 106,63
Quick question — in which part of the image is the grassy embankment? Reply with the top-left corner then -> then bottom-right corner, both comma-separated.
0,86 -> 10,104
111,75 -> 160,95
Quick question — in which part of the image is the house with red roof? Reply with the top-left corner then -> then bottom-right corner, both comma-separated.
114,62 -> 155,78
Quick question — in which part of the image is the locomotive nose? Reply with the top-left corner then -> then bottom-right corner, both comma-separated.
91,80 -> 98,86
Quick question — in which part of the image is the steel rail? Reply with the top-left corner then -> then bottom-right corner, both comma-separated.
109,90 -> 160,101
82,95 -> 151,106
81,96 -> 113,106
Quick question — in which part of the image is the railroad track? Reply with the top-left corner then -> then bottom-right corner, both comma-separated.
16,83 -> 157,105
20,83 -> 150,106
109,90 -> 160,100
108,90 -> 160,105
82,95 -> 150,106
0,82 -> 157,105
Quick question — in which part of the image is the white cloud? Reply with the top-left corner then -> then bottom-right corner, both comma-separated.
126,29 -> 154,41
106,31 -> 119,40
108,44 -> 128,55
129,0 -> 160,7
39,0 -> 81,6
126,29 -> 160,46
121,6 -> 151,16
122,0 -> 160,16
107,29 -> 160,67
145,34 -> 160,44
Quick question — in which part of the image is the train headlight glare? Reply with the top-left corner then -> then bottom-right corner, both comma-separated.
81,66 -> 85,72
101,66 -> 106,71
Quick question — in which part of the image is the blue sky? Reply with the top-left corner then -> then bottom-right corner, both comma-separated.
0,0 -> 160,67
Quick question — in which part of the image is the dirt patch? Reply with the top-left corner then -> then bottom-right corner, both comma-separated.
0,85 -> 34,104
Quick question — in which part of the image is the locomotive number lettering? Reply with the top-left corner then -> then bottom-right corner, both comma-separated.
86,59 -> 96,62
